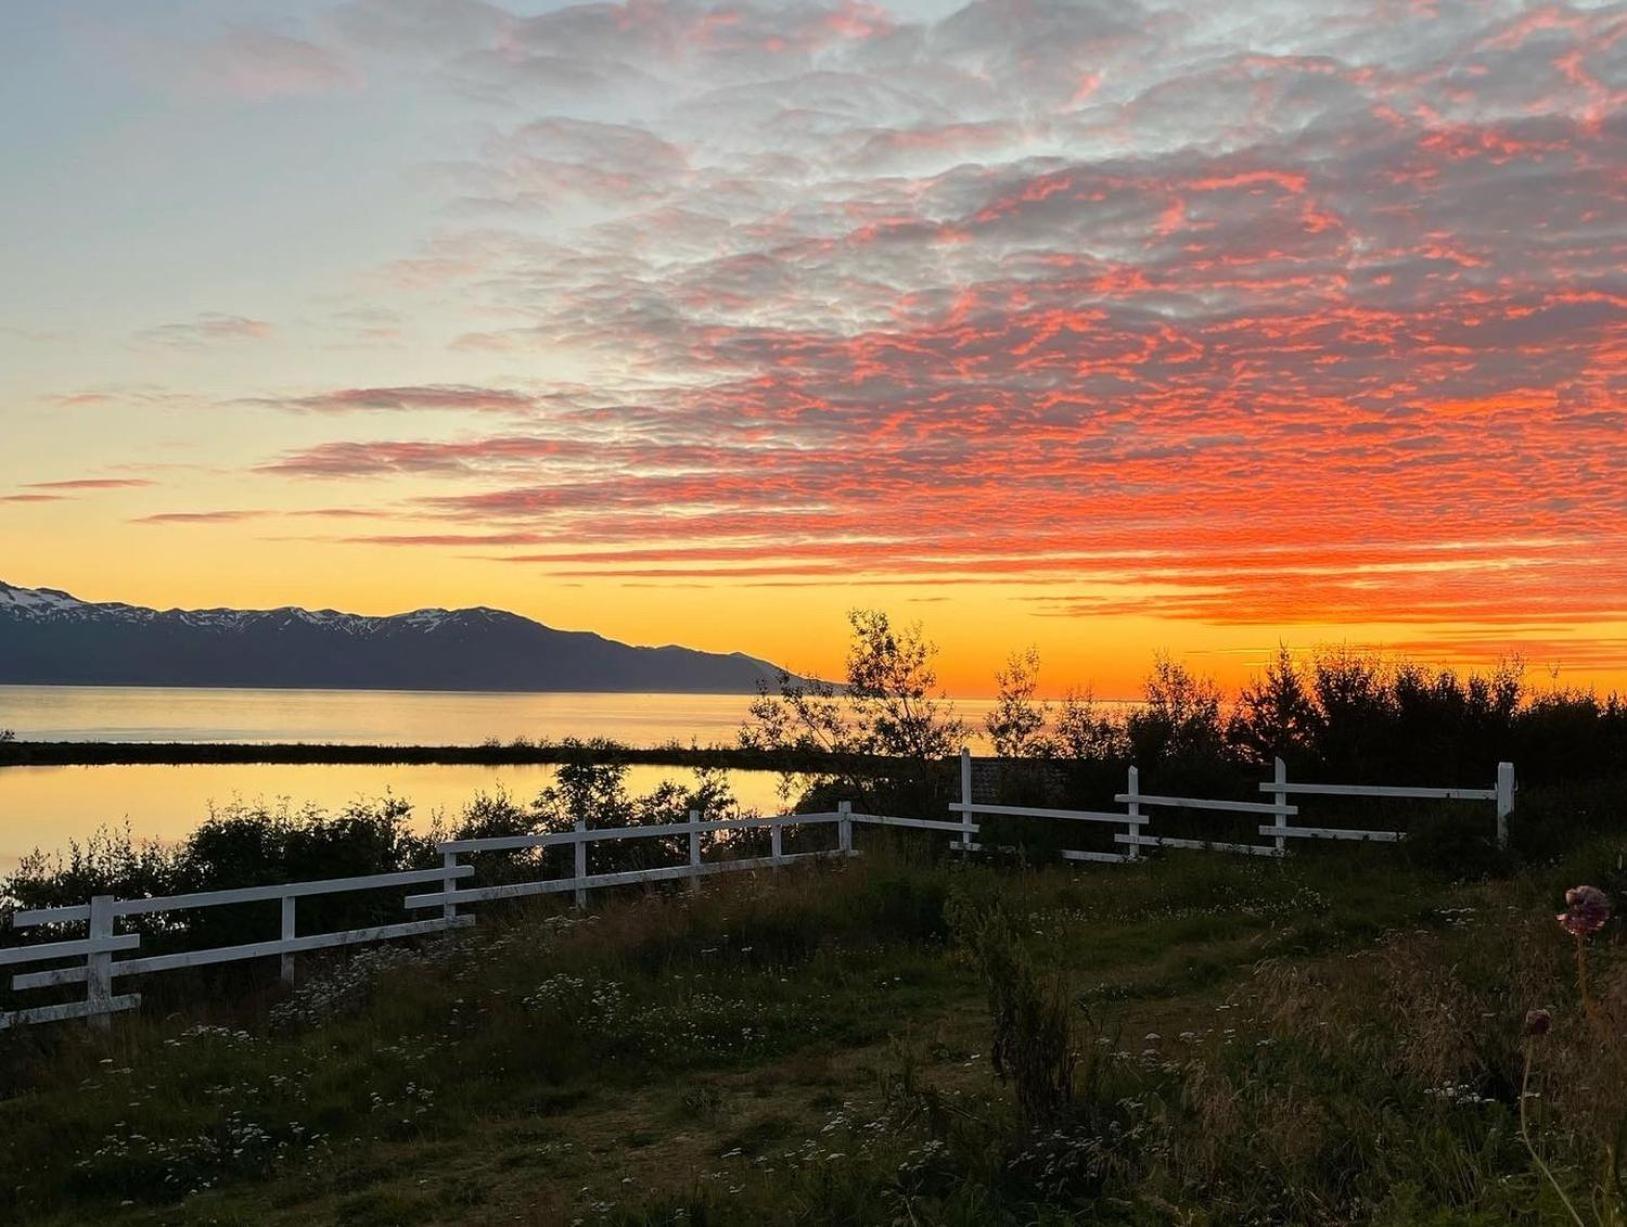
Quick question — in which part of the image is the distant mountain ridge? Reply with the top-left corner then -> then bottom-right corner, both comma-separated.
0,580 -> 788,693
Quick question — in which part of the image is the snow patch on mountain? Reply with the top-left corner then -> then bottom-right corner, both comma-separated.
0,582 -> 496,635
0,582 -> 86,614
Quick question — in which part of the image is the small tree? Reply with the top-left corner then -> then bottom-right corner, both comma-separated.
1050,686 -> 1127,761
740,674 -> 856,757
741,609 -> 963,763
947,890 -> 1076,1130
536,744 -> 635,831
1127,654 -> 1226,768
1227,644 -> 1319,767
844,609 -> 964,761
740,609 -> 963,814
1311,648 -> 1391,777
986,646 -> 1050,758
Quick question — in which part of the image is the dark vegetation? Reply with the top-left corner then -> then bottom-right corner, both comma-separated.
963,641 -> 1626,794
738,615 -> 1625,861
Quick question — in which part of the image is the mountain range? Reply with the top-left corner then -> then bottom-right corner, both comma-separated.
0,581 -> 788,693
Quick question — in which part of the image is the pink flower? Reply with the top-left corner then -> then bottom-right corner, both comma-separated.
1524,1008 -> 1552,1038
1557,885 -> 1611,937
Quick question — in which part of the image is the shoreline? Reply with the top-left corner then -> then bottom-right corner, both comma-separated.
0,740 -> 912,773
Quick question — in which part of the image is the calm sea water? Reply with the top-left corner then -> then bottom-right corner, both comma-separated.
0,685 -> 766,746
0,685 -> 1004,870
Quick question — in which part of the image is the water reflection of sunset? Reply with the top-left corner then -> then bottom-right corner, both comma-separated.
0,763 -> 794,872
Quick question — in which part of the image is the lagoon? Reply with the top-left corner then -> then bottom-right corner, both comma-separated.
0,760 -> 797,873
0,685 -> 1009,871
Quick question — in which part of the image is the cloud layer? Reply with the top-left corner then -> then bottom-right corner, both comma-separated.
38,0 -> 1627,671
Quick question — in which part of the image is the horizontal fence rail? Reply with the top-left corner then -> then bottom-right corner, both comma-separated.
954,750 -> 1515,860
4,756 -> 1517,1031
2,866 -> 475,1031
407,809 -> 857,913
1,807 -> 887,1030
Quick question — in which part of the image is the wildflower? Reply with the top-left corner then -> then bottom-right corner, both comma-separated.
1523,1008 -> 1552,1038
1556,885 -> 1610,937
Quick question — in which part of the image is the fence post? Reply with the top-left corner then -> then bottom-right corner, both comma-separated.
1496,762 -> 1515,849
1125,765 -> 1142,861
441,848 -> 461,925
959,746 -> 974,851
574,817 -> 588,909
86,894 -> 115,1031
688,810 -> 702,892
1272,757 -> 1289,856
839,801 -> 853,855
770,820 -> 783,861
280,894 -> 296,987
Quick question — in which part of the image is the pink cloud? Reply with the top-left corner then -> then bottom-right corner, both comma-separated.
131,510 -> 271,525
25,478 -> 156,491
251,385 -> 539,416
136,314 -> 275,348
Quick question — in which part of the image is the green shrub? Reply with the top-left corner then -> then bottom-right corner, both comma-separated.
946,889 -> 1075,1130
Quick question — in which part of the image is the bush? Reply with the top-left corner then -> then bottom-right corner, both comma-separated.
1402,805 -> 1507,878
947,889 -> 1075,1129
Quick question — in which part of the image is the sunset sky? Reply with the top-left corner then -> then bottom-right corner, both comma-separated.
2,0 -> 1624,697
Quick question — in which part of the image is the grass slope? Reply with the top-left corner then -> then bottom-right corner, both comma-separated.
2,832 -> 1624,1225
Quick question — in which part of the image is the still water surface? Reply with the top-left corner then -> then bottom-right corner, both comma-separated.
0,761 -> 794,872
0,686 -> 1005,871
0,685 -> 767,746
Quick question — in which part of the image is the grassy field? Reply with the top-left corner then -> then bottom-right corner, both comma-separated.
2,817 -> 1624,1225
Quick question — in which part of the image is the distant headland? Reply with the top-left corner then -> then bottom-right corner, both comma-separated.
0,581 -> 788,694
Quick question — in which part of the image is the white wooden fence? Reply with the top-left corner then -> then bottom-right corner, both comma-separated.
1,866 -> 474,1030
950,749 -> 1516,861
1,761 -> 1517,1031
404,807 -> 858,916
0,807 -> 863,1031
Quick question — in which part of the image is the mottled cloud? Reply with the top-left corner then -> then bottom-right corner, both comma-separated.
118,0 -> 1627,667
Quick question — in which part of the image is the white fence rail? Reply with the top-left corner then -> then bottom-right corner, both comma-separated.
1,807 -> 868,1032
405,808 -> 856,914
1258,758 -> 1516,851
3,758 -> 1518,1031
954,749 -> 1515,860
1,865 -> 474,1031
